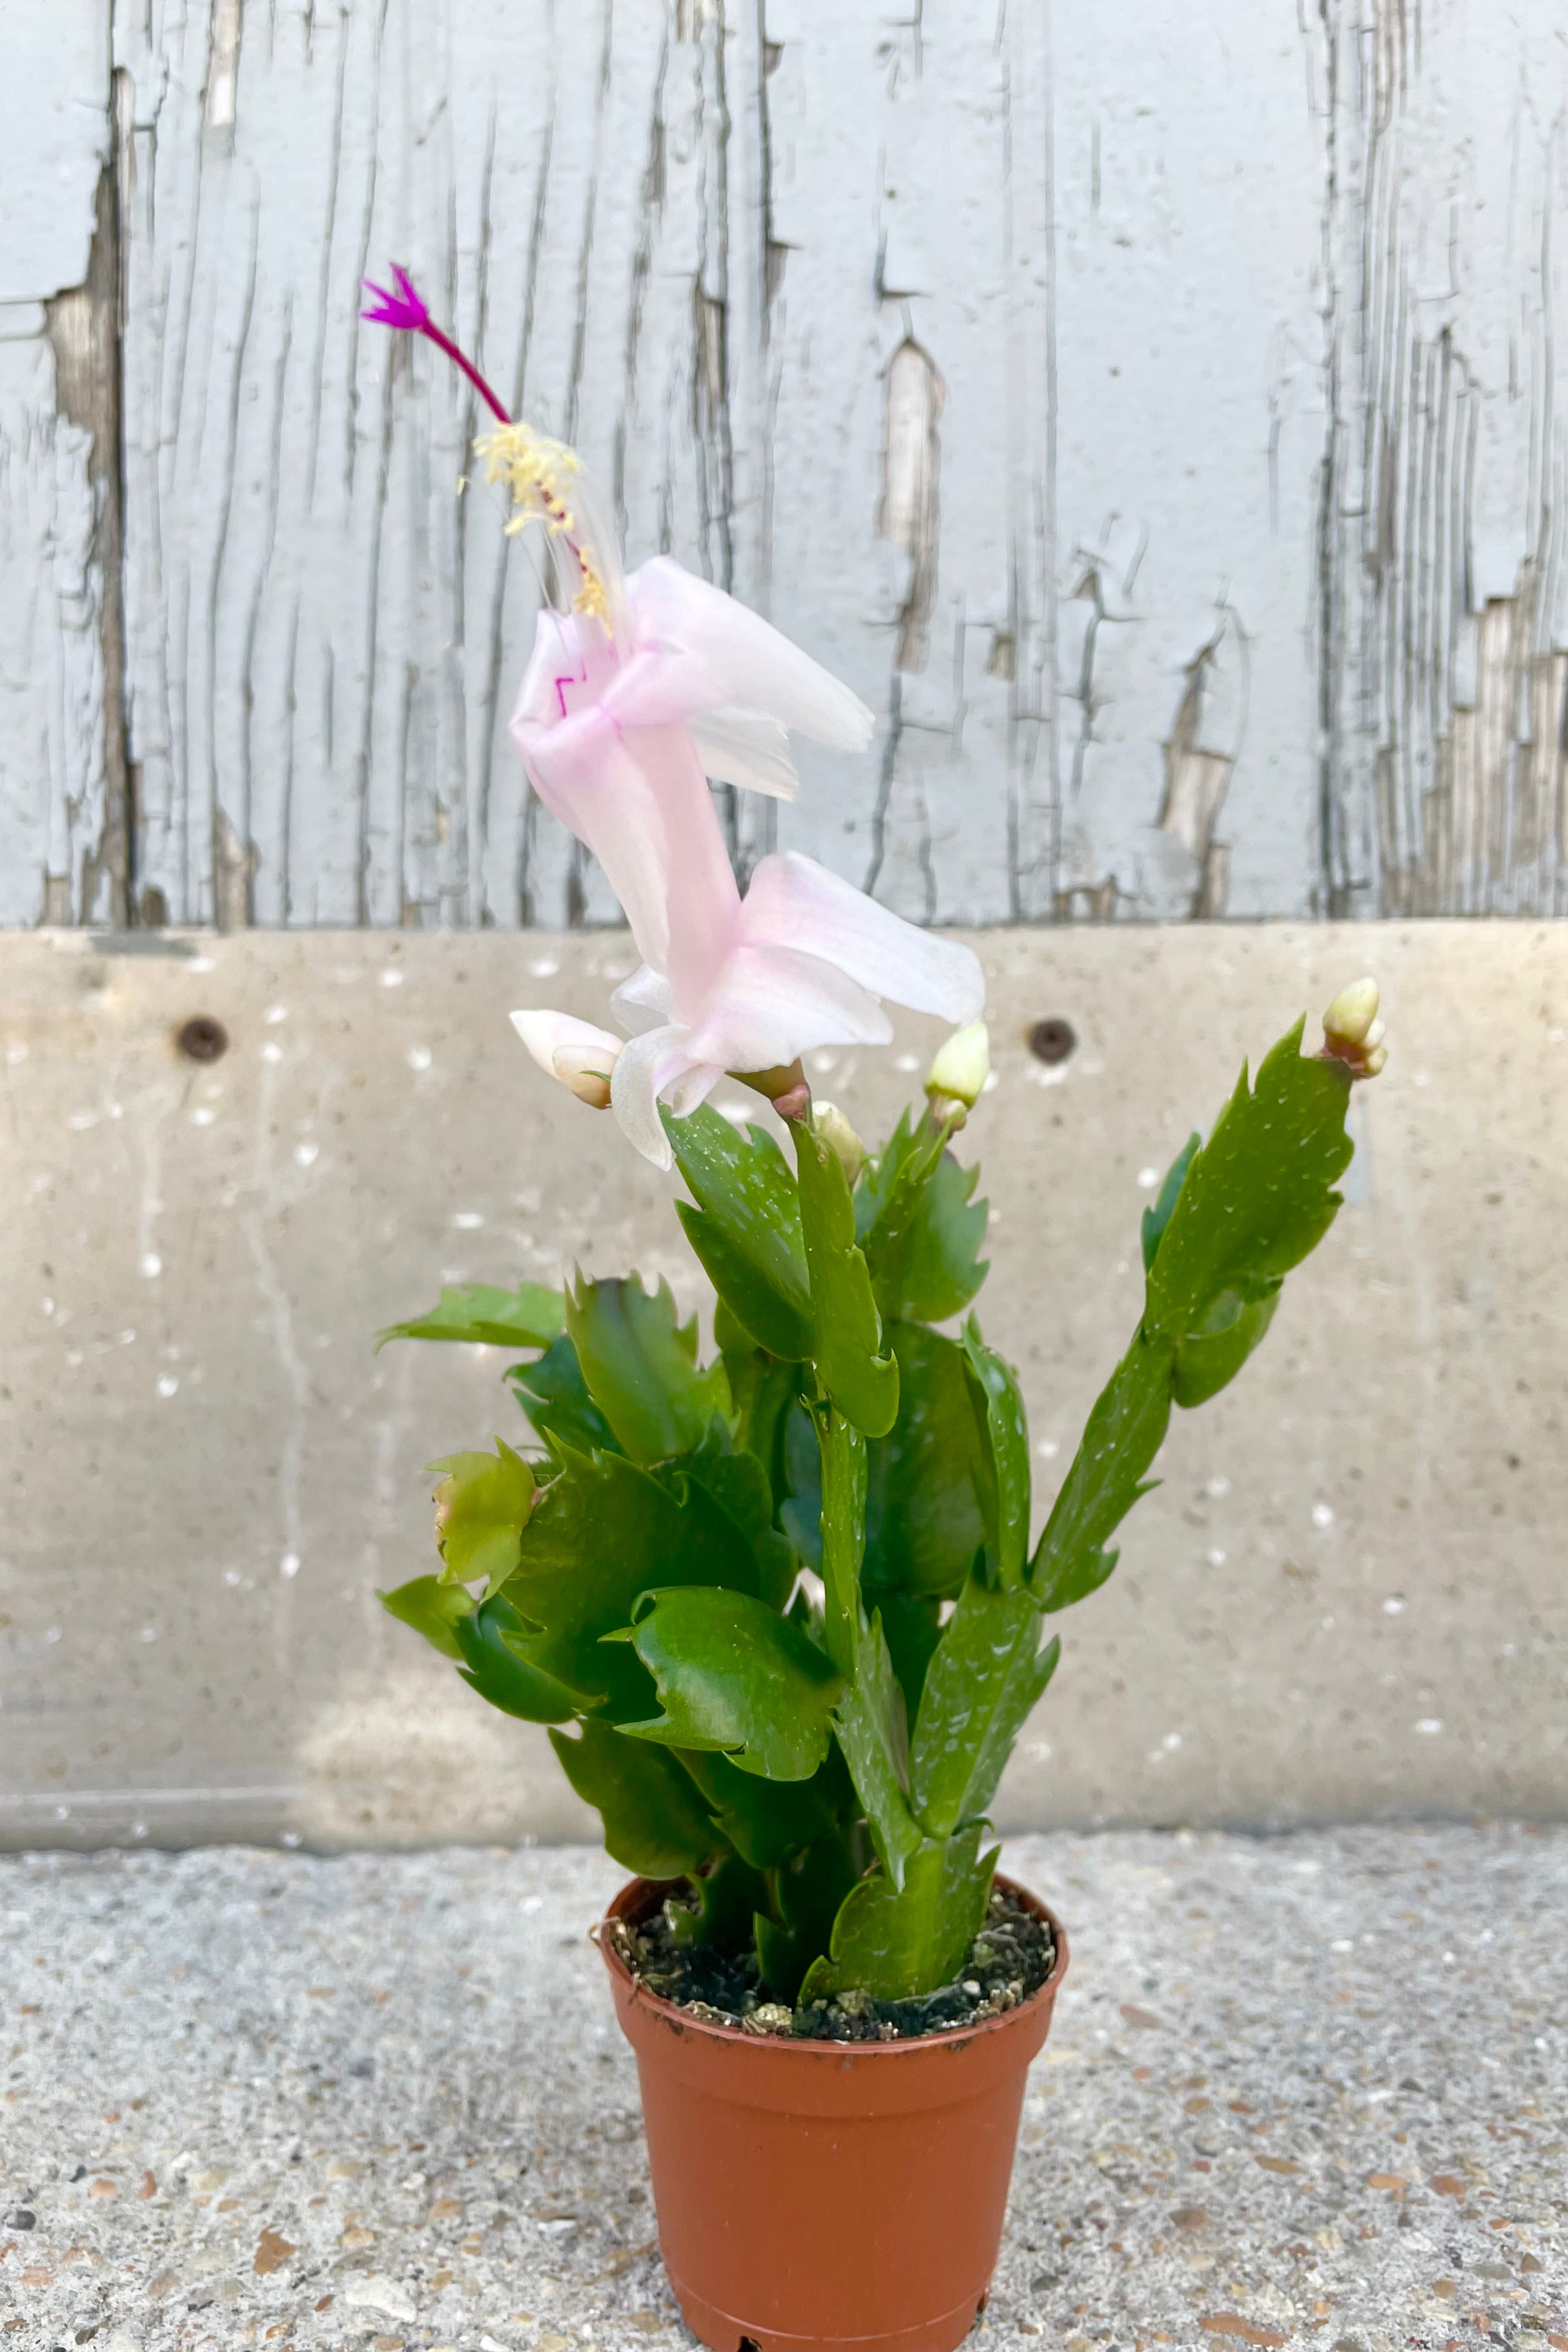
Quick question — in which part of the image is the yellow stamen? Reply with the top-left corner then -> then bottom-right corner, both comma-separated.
473,421 -> 610,624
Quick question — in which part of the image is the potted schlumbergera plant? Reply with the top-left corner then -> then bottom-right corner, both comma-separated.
366,271 -> 1389,2352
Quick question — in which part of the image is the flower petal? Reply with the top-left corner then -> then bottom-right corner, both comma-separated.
666,1061 -> 723,1118
610,964 -> 677,1035
621,557 -> 875,750
738,851 -> 985,1023
514,708 -> 677,978
609,1026 -> 712,1169
685,941 -> 893,1072
513,622 -> 741,1017
511,608 -> 587,732
688,706 -> 800,801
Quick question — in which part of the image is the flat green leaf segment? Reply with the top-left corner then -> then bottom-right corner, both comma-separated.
865,1325 -> 988,1599
378,1573 -> 473,1660
816,1407 -> 922,1888
754,1827 -> 862,2003
664,1104 -> 813,1359
802,1823 -> 996,2003
508,1333 -> 623,1456
1033,1021 -> 1356,1606
795,1113 -> 900,1438
616,1587 -> 842,1781
961,1320 -> 1031,1588
501,1442 -> 771,1709
382,1013 -> 1361,2010
1141,1134 -> 1200,1271
378,1282 -> 565,1351
565,1274 -> 727,1464
674,1748 -> 840,1870
454,1594 -> 579,1724
858,1110 -> 989,1323
1030,1331 -> 1172,1613
910,1577 -> 1059,1835
1145,1023 -> 1353,1342
549,1719 -> 727,1880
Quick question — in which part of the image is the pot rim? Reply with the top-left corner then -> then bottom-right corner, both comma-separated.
595,1867 -> 1069,2056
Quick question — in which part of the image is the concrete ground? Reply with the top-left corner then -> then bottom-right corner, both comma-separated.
1,1827 -> 1563,2352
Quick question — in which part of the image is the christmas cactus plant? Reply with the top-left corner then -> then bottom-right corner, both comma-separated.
368,270 -> 1388,2019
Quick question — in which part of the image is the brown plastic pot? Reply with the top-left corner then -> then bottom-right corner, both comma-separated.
596,1871 -> 1069,2351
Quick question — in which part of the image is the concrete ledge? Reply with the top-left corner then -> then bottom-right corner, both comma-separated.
0,1828 -> 1563,2348
0,922 -> 1563,1844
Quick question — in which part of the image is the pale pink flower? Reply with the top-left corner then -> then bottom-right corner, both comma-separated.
360,269 -> 984,1167
510,559 -> 984,1166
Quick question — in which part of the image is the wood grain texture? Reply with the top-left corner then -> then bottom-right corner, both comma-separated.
3,0 -> 1564,925
0,333 -> 109,926
1318,0 -> 1568,917
0,1 -> 119,926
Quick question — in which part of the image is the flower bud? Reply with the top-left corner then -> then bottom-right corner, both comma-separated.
511,1008 -> 622,1109
813,1100 -> 866,1186
925,1020 -> 991,1113
1322,977 -> 1379,1047
1320,978 -> 1388,1079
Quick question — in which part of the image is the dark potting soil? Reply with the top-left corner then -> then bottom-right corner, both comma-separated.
611,1883 -> 1055,2042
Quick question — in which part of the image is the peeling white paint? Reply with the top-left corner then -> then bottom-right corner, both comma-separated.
0,339 -> 112,924
0,0 -> 110,305
0,0 -> 1563,923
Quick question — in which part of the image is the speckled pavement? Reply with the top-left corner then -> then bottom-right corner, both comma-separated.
2,1827 -> 1563,2352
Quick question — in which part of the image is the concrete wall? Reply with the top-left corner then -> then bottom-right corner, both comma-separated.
2,921 -> 1562,1849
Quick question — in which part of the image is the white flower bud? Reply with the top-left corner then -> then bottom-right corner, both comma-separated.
510,1009 -> 622,1109
1319,978 -> 1388,1080
1322,977 -> 1379,1047
813,1100 -> 866,1186
925,1020 -> 991,1111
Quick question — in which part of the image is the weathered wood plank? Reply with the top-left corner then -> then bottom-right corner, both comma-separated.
1319,0 -> 1568,917
0,0 -> 121,927
5,0 -> 1562,927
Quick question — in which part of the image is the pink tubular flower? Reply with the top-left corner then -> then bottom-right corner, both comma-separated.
360,266 -> 984,1166
510,558 -> 985,1166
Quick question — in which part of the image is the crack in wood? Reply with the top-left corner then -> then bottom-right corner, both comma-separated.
879,336 -> 943,675
43,161 -> 130,926
1156,609 -> 1250,923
